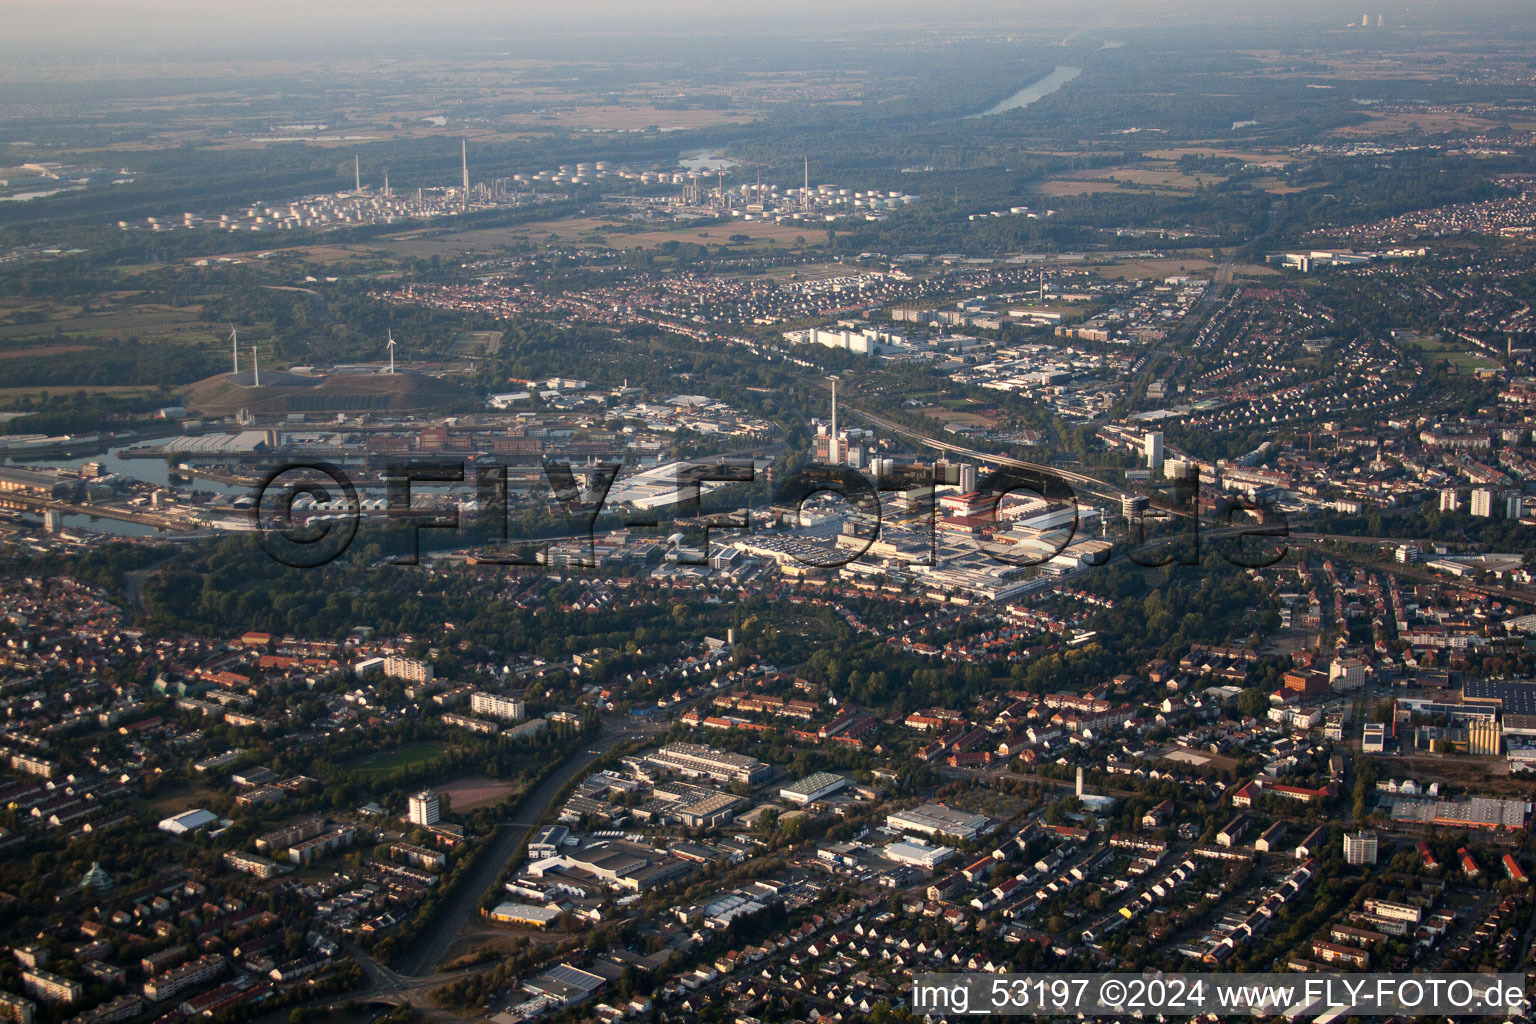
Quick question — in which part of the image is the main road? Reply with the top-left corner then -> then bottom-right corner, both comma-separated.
834,397 -> 1130,503
827,405 -> 1534,601
396,723 -> 647,978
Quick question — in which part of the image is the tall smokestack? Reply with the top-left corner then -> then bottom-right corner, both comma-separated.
252,346 -> 260,387
461,139 -> 469,213
830,379 -> 838,465
355,154 -> 360,192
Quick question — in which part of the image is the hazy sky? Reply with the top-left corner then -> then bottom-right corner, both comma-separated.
7,0 -> 1066,45
5,0 -> 1535,60
0,0 -> 1373,53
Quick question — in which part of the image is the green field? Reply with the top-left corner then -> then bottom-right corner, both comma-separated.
1407,341 -> 1500,373
342,739 -> 453,777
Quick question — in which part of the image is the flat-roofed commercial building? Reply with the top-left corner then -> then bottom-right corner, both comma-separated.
488,902 -> 562,928
1464,679 -> 1536,715
522,964 -> 606,1007
672,792 -> 743,828
780,772 -> 849,805
0,466 -> 72,500
1504,714 -> 1536,738
887,802 -> 990,841
530,840 -> 692,893
644,743 -> 769,785
529,824 -> 569,859
1362,722 -> 1386,752
1388,795 -> 1529,830
884,838 -> 955,869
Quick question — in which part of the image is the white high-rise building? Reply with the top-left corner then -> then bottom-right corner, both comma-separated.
1144,431 -> 1164,472
469,692 -> 524,721
1471,488 -> 1494,518
1343,830 -> 1378,865
407,790 -> 440,827
1329,657 -> 1365,691
1439,487 -> 1462,513
958,463 -> 978,493
383,656 -> 433,685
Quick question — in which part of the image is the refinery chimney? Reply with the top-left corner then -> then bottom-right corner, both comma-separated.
830,379 -> 838,465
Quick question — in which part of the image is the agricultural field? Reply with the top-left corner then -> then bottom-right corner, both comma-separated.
1037,179 -> 1153,196
370,215 -> 815,259
0,299 -> 219,344
1328,109 -> 1507,136
0,385 -> 158,400
506,104 -> 757,132
1043,164 -> 1226,196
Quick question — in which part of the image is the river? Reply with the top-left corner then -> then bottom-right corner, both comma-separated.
10,441 -> 245,495
965,66 -> 1082,119
5,440 -> 248,538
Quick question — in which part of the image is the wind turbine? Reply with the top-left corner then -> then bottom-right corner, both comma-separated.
229,324 -> 239,374
387,331 -> 396,374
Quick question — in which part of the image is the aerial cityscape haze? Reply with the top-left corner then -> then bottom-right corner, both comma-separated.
5,2 -> 1536,1023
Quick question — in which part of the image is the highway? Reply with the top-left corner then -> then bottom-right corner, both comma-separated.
836,398 -> 1131,503
818,398 -> 1536,598
0,494 -> 198,532
835,397 -> 1252,524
